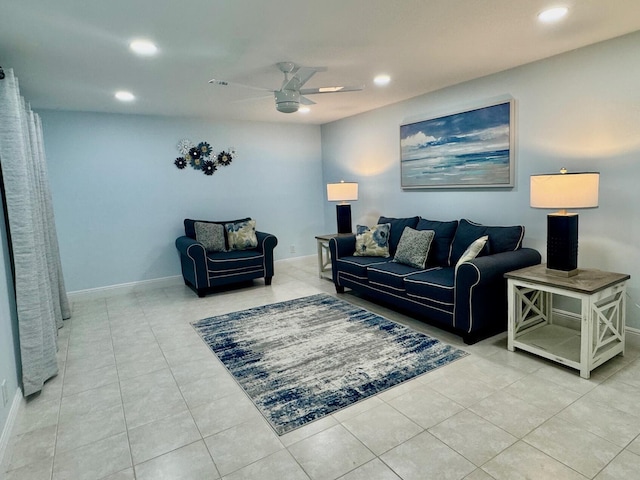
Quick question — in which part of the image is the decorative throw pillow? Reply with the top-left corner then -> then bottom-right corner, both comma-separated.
353,223 -> 391,257
194,221 -> 226,252
455,235 -> 489,270
225,219 -> 258,251
393,227 -> 435,269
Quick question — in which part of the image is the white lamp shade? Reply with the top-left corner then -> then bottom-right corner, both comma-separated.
327,182 -> 358,202
530,172 -> 599,209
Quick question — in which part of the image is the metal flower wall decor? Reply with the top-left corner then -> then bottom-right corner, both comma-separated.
174,138 -> 236,177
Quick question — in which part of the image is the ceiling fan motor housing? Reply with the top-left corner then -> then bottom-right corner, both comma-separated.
275,89 -> 300,113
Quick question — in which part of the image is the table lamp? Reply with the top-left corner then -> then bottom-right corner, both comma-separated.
530,169 -> 599,277
327,181 -> 358,234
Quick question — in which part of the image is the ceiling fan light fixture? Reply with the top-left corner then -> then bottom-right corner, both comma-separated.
275,89 -> 300,113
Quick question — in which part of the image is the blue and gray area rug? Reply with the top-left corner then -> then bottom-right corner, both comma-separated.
191,293 -> 467,435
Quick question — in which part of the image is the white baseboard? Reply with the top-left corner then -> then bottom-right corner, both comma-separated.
0,387 -> 22,469
553,308 -> 639,336
626,326 -> 640,336
68,275 -> 184,301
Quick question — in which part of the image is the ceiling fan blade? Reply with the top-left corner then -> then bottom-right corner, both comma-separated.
300,85 -> 364,95
230,94 -> 273,105
281,66 -> 328,90
300,96 -> 316,106
208,78 -> 272,93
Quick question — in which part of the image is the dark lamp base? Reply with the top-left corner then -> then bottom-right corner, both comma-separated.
545,267 -> 579,277
546,213 -> 579,275
336,204 -> 352,234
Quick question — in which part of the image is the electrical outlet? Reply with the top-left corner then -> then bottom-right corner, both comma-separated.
290,245 -> 296,254
1,379 -> 7,407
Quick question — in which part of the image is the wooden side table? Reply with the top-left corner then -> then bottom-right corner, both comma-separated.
315,234 -> 336,279
315,234 -> 352,279
505,264 -> 629,379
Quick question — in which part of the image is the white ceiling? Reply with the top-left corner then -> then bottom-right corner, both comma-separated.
1,0 -> 639,125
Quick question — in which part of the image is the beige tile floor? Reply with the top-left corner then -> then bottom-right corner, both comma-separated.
2,256 -> 640,479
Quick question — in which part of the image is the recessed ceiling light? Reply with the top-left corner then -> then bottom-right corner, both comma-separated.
115,91 -> 135,102
129,39 -> 158,56
298,106 -> 310,113
374,74 -> 391,86
538,6 -> 568,23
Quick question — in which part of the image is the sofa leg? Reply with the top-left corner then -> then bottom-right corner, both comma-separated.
336,285 -> 345,294
265,276 -> 272,286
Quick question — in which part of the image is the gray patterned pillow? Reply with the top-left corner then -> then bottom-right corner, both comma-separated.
225,219 -> 258,250
194,221 -> 226,252
393,227 -> 435,269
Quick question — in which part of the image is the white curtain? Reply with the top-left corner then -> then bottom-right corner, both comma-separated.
0,68 -> 71,396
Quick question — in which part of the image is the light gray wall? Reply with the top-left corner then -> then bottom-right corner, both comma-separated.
40,112 -> 324,292
0,194 -> 19,438
321,31 -> 640,328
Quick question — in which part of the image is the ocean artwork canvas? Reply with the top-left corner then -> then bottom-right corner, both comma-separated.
400,100 -> 514,188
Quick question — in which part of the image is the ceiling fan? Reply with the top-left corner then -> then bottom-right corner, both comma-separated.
208,62 -> 364,113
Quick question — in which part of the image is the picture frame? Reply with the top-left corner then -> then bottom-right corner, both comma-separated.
400,99 -> 514,189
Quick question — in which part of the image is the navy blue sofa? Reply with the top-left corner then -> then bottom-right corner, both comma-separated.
329,216 -> 541,344
176,218 -> 278,297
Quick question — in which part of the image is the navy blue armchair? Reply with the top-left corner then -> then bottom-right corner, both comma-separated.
176,218 -> 278,297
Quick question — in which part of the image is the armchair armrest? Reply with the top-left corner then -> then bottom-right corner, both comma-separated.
175,235 -> 208,290
255,231 -> 278,279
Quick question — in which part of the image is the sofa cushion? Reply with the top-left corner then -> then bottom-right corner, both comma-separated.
450,219 -> 523,265
206,249 -> 264,277
378,216 -> 420,255
225,219 -> 258,251
354,223 -> 391,257
393,227 -> 435,269
336,256 -> 391,281
404,267 -> 455,310
194,221 -> 226,252
367,261 -> 423,292
416,218 -> 458,267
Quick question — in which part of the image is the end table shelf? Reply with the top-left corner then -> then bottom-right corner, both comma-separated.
506,264 -> 630,379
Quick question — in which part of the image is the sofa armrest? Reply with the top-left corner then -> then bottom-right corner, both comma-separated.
454,248 -> 542,337
256,231 -> 278,278
329,235 -> 356,284
457,248 -> 542,286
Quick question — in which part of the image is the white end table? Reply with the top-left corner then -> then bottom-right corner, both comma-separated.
315,234 -> 352,279
506,264 -> 629,379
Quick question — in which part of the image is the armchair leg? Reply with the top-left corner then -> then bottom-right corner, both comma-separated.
265,276 -> 272,286
196,289 -> 206,298
336,285 -> 345,294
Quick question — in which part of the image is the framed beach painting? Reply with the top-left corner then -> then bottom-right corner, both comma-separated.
400,100 -> 514,189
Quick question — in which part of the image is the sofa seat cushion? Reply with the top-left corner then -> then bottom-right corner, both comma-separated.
404,267 -> 455,310
206,249 -> 264,277
336,256 -> 391,281
367,262 -> 424,292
